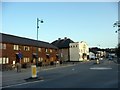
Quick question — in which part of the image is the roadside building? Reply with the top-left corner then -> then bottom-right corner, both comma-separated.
97,51 -> 106,58
0,33 -> 58,70
89,52 -> 96,60
51,37 -> 74,62
69,41 -> 89,61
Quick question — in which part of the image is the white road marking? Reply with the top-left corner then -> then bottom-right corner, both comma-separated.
2,80 -> 44,88
42,64 -> 74,71
90,67 -> 112,70
72,68 -> 75,70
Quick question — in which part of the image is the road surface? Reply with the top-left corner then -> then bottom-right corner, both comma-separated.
2,59 -> 119,88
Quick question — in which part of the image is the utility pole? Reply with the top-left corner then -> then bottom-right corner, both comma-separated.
29,18 -> 44,79
113,20 -> 120,45
36,18 -> 43,66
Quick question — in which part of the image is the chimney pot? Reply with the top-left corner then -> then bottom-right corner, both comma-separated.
58,38 -> 61,40
64,37 -> 67,39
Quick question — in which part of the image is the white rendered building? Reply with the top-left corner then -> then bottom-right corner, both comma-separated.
69,41 -> 89,61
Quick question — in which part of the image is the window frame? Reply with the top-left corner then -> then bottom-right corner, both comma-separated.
13,44 -> 19,50
0,43 -> 6,49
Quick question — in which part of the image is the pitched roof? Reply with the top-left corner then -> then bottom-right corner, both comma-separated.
0,33 -> 58,49
51,38 -> 74,49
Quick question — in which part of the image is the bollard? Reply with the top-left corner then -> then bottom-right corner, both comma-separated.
31,65 -> 37,78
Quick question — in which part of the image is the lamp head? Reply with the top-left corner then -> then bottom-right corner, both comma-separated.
41,20 -> 43,23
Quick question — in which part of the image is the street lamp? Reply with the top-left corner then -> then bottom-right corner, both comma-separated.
113,20 -> 120,45
36,18 -> 43,66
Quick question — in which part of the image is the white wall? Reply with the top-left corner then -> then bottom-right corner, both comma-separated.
69,42 -> 79,61
79,41 -> 89,60
70,41 -> 89,61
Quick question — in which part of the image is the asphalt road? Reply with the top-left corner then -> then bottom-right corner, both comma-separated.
2,59 -> 119,88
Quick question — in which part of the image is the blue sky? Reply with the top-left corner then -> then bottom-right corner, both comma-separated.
2,2 -> 118,48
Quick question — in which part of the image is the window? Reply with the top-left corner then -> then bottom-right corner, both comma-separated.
50,49 -> 52,53
38,57 -> 43,62
38,57 -> 40,61
46,54 -> 50,58
6,58 -> 9,63
0,58 -> 2,64
13,61 -> 15,64
41,58 -> 43,61
0,43 -> 6,49
38,48 -> 41,52
45,49 -> 48,52
24,46 -> 30,51
13,45 -> 19,50
24,58 -> 30,63
3,58 -> 6,64
28,58 -> 30,62
61,53 -> 63,57
3,44 -> 6,49
24,58 -> 26,63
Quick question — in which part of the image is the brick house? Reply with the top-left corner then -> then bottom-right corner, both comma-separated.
51,37 -> 74,62
0,33 -> 58,70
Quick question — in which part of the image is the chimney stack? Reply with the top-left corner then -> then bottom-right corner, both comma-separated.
58,38 -> 61,40
64,37 -> 67,40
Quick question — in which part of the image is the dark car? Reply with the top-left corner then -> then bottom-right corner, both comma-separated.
108,56 -> 112,60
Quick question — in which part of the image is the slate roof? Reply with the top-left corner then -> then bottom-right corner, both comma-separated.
0,33 -> 58,49
51,38 -> 74,49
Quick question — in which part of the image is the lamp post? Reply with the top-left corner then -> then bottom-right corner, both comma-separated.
113,20 -> 120,45
36,18 -> 43,66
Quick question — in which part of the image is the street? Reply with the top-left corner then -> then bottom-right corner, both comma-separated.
2,59 -> 119,88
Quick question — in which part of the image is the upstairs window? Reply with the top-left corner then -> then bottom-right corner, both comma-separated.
50,49 -> 52,53
13,45 -> 19,50
24,46 -> 30,51
0,43 -> 6,49
45,49 -> 48,52
38,48 -> 41,52
0,58 -> 2,64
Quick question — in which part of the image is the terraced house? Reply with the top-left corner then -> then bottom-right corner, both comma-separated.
0,33 -> 58,70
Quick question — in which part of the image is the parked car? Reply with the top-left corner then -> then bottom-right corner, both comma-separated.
89,55 -> 96,60
99,58 -> 103,60
108,56 -> 113,60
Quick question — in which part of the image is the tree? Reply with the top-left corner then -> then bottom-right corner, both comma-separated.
115,44 -> 120,63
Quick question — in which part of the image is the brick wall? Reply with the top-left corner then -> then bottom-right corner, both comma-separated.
0,42 -> 58,68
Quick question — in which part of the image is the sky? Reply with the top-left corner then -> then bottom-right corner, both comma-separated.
1,1 -> 118,48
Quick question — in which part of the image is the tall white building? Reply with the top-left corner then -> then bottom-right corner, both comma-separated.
69,41 -> 89,61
